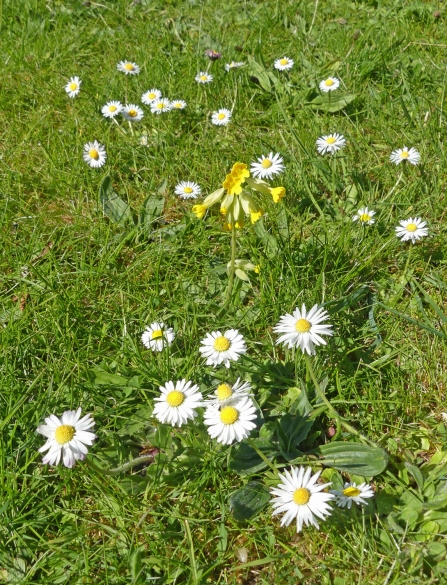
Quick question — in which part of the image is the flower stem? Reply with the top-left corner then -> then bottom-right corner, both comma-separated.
86,454 -> 156,476
247,437 -> 278,474
303,354 -> 376,447
223,223 -> 237,306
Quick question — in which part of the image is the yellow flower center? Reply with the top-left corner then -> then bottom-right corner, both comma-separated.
89,149 -> 99,160
183,187 -> 193,193
54,425 -> 75,445
109,105 -> 117,112
200,75 -> 208,81
148,93 -> 156,99
128,109 -> 137,117
166,390 -> 185,407
213,336 -> 231,352
401,150 -> 409,158
220,406 -> 239,425
174,102 -> 182,108
325,79 -> 334,86
295,318 -> 311,333
151,329 -> 163,339
326,137 -> 336,144
217,383 -> 233,401
218,113 -> 226,120
124,63 -> 134,71
406,223 -> 417,232
261,159 -> 273,169
360,214 -> 371,222
279,59 -> 289,66
343,486 -> 361,498
157,103 -> 165,109
69,83 -> 77,91
293,487 -> 311,505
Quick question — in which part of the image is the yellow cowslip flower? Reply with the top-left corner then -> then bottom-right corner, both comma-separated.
246,177 -> 286,203
222,162 -> 250,195
192,204 -> 207,219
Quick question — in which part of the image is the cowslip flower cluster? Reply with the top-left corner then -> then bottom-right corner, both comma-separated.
192,162 -> 285,229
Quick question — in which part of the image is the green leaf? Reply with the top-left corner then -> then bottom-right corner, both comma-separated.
229,481 -> 270,521
276,413 -> 312,451
305,92 -> 356,113
247,56 -> 272,93
99,175 -> 133,226
117,406 -> 154,436
317,442 -> 388,476
254,218 -> 279,258
139,195 -> 165,233
87,369 -> 130,386
404,462 -> 424,491
229,438 -> 279,475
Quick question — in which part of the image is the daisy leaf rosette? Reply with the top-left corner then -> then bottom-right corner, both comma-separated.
192,162 -> 285,229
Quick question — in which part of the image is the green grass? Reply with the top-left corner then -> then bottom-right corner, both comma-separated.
2,0 -> 447,583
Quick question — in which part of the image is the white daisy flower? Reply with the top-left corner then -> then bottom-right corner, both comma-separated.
204,378 -> 253,407
211,108 -> 232,126
330,482 -> 374,509
274,57 -> 294,71
319,77 -> 340,92
389,147 -> 420,165
316,133 -> 346,155
65,76 -> 81,98
395,217 -> 428,243
203,396 -> 257,444
141,322 -> 175,352
225,61 -> 245,71
122,104 -> 144,122
117,61 -> 140,75
153,379 -> 203,427
101,101 -> 123,118
195,71 -> 213,84
150,98 -> 172,115
352,207 -> 376,225
199,329 -> 246,368
270,467 -> 335,533
273,304 -> 333,355
82,141 -> 107,168
170,99 -> 187,110
250,152 -> 285,180
174,181 -> 201,200
141,89 -> 162,104
37,408 -> 96,468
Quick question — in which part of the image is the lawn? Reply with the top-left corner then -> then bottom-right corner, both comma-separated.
1,0 -> 447,583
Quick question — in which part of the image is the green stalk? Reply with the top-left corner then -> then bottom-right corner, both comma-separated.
86,455 -> 157,476
304,354 -> 376,447
223,223 -> 237,306
247,437 -> 278,474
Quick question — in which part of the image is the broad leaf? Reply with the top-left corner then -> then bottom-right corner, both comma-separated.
317,441 -> 388,476
139,195 -> 165,232
99,175 -> 132,226
229,481 -> 270,520
305,92 -> 357,113
276,413 -> 312,451
229,438 -> 279,475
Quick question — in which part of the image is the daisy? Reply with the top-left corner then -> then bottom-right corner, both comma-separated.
211,108 -> 232,126
225,61 -> 245,71
273,304 -> 333,355
195,71 -> 213,84
150,98 -> 172,114
141,322 -> 175,352
319,77 -> 340,92
389,147 -> 420,165
352,207 -> 376,225
204,378 -> 253,407
142,89 -> 162,104
316,133 -> 346,155
65,76 -> 81,98
270,467 -> 335,533
250,152 -> 285,180
395,218 -> 428,243
122,104 -> 144,121
101,101 -> 123,118
174,181 -> 201,199
117,61 -> 140,75
274,57 -> 294,71
203,396 -> 257,444
199,329 -> 246,368
170,99 -> 187,110
153,380 -> 203,427
82,141 -> 107,168
36,408 -> 96,468
330,482 -> 374,509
